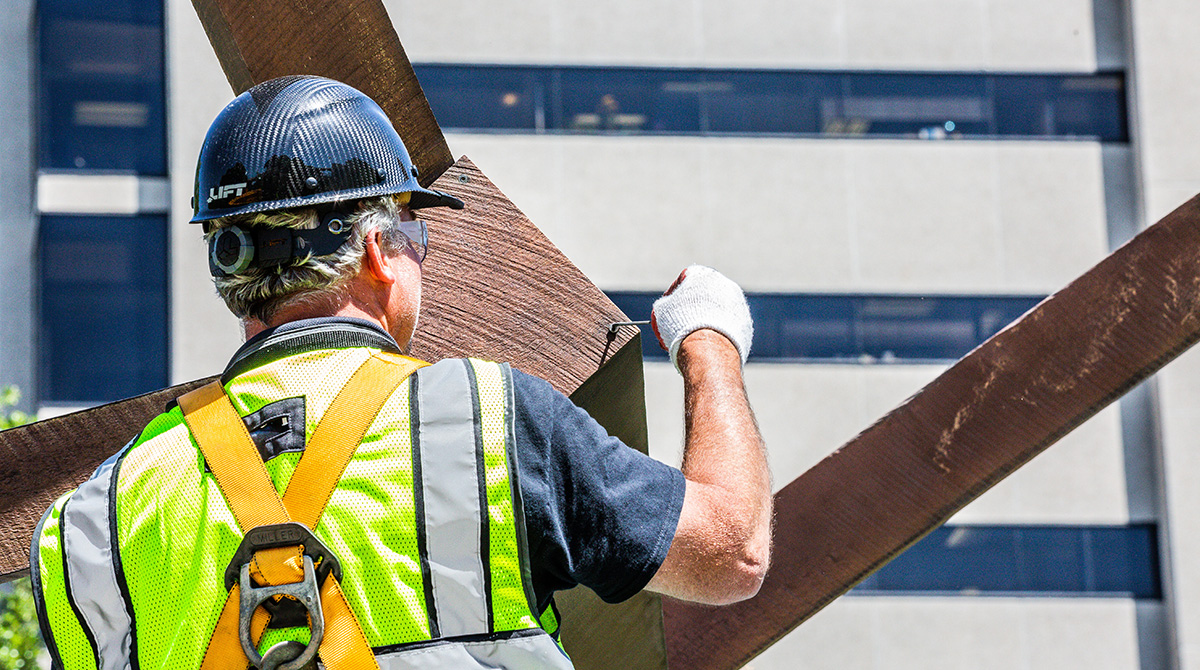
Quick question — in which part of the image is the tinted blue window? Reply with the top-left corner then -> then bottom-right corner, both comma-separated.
421,65 -> 540,131
39,0 -> 166,173
993,74 -> 1127,141
413,65 -> 1128,141
39,215 -> 168,403
840,73 -> 990,137
605,293 -> 1043,363
557,68 -> 702,133
853,524 -> 1161,599
705,70 -> 836,135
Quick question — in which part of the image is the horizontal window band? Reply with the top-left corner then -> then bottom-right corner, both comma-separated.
849,523 -> 1162,599
414,64 -> 1129,142
606,292 -> 1046,364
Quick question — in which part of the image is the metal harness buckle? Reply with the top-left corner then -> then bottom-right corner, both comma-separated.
226,523 -> 343,670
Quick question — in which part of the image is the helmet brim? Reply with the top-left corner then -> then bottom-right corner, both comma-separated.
411,187 -> 464,210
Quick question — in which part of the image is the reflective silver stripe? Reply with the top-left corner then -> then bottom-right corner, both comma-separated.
61,457 -> 132,670
417,359 -> 489,636
376,631 -> 574,669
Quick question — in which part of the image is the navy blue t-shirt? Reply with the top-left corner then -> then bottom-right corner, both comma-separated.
510,369 -> 685,609
223,317 -> 686,611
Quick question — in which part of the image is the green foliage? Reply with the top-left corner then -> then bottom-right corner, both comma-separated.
0,387 -> 43,669
0,386 -> 32,431
0,578 -> 43,670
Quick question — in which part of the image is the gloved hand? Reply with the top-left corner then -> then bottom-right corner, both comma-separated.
651,265 -> 753,370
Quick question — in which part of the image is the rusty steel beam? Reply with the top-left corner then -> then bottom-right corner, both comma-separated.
191,0 -> 454,186
662,193 -> 1200,669
0,378 -> 215,580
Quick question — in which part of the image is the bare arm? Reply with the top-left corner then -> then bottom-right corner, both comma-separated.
646,329 -> 772,605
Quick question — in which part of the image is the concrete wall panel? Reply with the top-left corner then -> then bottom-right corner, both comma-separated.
167,0 -> 246,383
391,0 -> 1104,72
995,142 -> 1111,292
1129,0 -> 1200,222
749,598 -> 1140,670
385,0 -> 561,65
986,0 -> 1106,71
698,0 -> 847,68
645,361 -> 1130,524
843,0 -> 988,69
449,134 -> 1110,295
847,141 -> 1003,290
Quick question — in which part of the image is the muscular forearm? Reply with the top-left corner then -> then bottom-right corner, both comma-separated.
644,265 -> 771,605
649,329 -> 772,604
679,330 -> 771,528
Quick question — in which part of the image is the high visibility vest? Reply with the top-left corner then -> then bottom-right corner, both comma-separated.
31,347 -> 572,670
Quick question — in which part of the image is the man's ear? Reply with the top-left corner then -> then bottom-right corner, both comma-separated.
362,231 -> 397,285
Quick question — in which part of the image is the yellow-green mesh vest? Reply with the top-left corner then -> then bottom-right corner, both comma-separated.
31,348 -> 570,670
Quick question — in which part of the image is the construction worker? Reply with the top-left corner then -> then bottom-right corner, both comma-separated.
30,76 -> 770,670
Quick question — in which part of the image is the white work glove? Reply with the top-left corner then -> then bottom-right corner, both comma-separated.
651,265 -> 753,370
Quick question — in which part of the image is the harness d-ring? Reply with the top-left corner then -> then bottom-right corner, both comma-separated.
238,555 -> 323,670
225,523 -> 342,670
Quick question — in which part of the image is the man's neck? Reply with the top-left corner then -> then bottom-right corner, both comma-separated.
240,244 -> 418,348
243,302 -> 386,341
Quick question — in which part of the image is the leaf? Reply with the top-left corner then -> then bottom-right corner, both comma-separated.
0,578 -> 44,670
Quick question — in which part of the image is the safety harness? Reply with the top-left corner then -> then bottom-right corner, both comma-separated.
179,352 -> 428,670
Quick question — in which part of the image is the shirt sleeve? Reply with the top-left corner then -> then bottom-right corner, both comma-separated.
510,368 -> 685,609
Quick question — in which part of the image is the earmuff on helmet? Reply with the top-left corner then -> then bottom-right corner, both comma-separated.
207,211 -> 356,277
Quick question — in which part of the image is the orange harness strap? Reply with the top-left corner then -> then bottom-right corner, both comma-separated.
180,352 -> 428,670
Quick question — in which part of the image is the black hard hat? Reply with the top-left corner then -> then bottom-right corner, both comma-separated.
191,75 -> 462,223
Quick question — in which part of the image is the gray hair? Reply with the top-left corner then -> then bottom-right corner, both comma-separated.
205,195 -> 411,322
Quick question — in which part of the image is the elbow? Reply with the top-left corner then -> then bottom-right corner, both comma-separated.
721,491 -> 773,604
741,539 -> 771,598
655,481 -> 773,606
703,489 -> 774,605
716,538 -> 770,605
689,525 -> 770,606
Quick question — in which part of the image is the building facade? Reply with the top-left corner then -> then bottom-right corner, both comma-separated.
3,0 -> 1200,668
